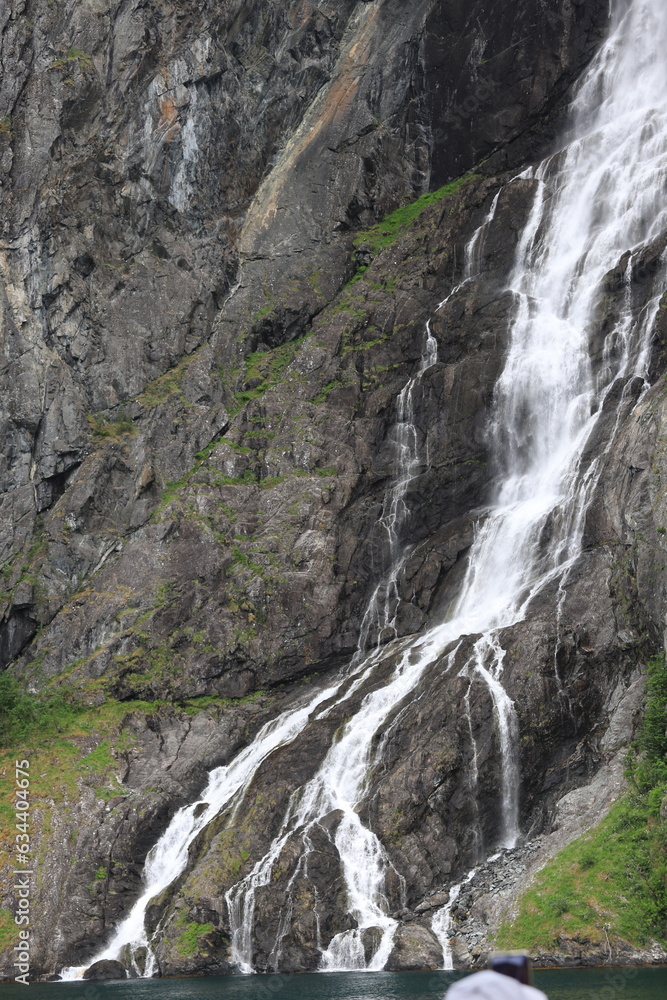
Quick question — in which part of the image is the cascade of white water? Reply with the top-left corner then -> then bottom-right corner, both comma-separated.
431,867 -> 479,971
354,324 -> 438,657
355,188 -> 500,659
224,199 -> 504,976
460,680 -> 484,860
58,190 -> 494,985
58,682 -> 344,981
429,0 -> 667,960
58,0 -> 667,979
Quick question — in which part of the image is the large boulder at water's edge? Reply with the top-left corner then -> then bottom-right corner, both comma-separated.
83,960 -> 128,980
386,925 -> 444,971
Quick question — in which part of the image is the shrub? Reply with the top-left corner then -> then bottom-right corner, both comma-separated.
0,672 -> 80,746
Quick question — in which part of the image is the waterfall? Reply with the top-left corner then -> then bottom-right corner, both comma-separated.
58,0 -> 667,979
58,683 -> 346,980
430,0 -> 667,959
224,196 -> 503,976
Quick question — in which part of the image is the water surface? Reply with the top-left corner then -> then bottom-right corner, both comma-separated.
2,968 -> 667,999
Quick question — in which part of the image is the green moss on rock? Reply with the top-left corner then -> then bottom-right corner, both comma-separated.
497,654 -> 667,954
352,172 -> 477,254
174,916 -> 216,959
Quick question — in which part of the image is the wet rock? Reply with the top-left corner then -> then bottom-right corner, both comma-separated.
133,948 -> 148,977
83,960 -> 127,980
117,945 -> 141,978
415,891 -> 449,914
0,0 -> 653,982
386,925 -> 444,971
361,927 -> 384,965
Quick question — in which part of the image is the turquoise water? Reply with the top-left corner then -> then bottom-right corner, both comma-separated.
0,969 -> 665,999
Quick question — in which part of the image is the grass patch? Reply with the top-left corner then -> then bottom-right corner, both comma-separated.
208,470 -> 259,489
174,917 -> 215,959
497,653 -> 667,953
252,304 -> 273,324
230,547 -> 264,576
80,740 -> 115,773
153,433 -> 228,512
0,682 -> 261,771
0,680 -> 272,957
258,467 -> 336,488
0,683 -> 270,896
313,380 -> 343,404
159,472 -> 193,508
0,908 -> 18,951
496,798 -> 663,951
95,783 -> 126,802
139,356 -> 192,412
89,414 -> 136,439
0,673 -> 82,747
232,334 -> 312,413
352,173 -> 476,254
50,48 -> 93,71
181,691 -> 266,715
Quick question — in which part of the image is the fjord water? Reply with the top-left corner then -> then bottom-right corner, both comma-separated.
25,969 -> 667,998
61,0 -> 667,979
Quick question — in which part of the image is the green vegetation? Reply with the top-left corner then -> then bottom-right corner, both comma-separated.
313,379 -> 343,403
341,332 -> 386,356
352,173 -> 476,254
181,691 -> 266,715
89,413 -> 135,439
152,433 -> 228,512
159,471 -> 196,508
0,565 -> 45,615
0,680 -> 271,912
81,740 -> 115,773
496,798 -> 662,951
50,49 -> 93,71
0,690 -> 122,924
0,117 -> 12,139
139,354 -> 194,412
497,654 -> 667,953
317,176 -> 475,353
0,675 -> 264,770
206,828 -> 254,881
217,470 -> 258,487
232,334 -> 312,412
0,673 -> 81,746
252,304 -> 273,324
95,781 -> 126,802
231,546 -> 264,576
0,909 -> 16,950
174,917 -> 215,959
254,466 -> 336,488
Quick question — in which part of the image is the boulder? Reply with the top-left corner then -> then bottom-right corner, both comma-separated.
386,925 -> 444,971
83,960 -> 128,981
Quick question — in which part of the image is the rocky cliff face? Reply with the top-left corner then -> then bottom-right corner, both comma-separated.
2,0 -> 660,980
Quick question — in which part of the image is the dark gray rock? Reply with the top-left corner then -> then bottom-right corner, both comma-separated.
83,959 -> 127,980
1,0 -> 653,982
386,925 -> 444,971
